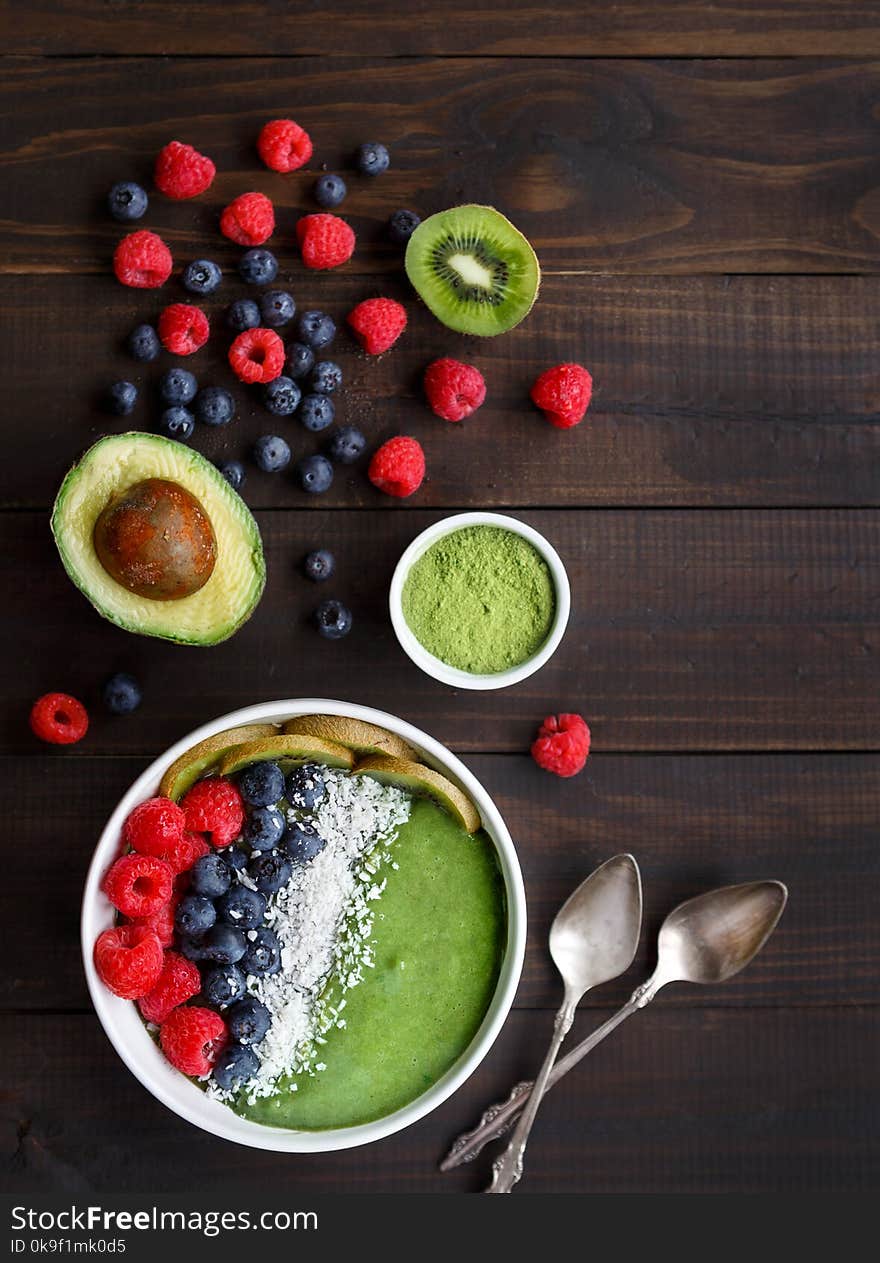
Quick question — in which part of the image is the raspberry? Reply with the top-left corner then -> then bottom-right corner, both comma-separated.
180,777 -> 244,849
220,192 -> 275,247
530,713 -> 591,778
296,214 -> 356,270
530,363 -> 593,429
29,692 -> 89,745
368,436 -> 425,498
347,297 -> 406,355
138,951 -> 201,1024
174,830 -> 211,872
113,230 -> 173,289
94,924 -> 164,999
257,119 -> 313,173
157,304 -> 209,356
123,797 -> 186,859
424,358 -> 487,422
154,141 -> 215,200
228,327 -> 285,384
160,1006 -> 228,1077
102,852 -> 174,918
131,890 -> 180,948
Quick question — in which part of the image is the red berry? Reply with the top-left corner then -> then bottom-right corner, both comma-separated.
138,951 -> 201,1024
424,358 -> 487,422
228,327 -> 285,384
347,297 -> 407,355
173,830 -> 211,872
257,119 -> 313,173
123,797 -> 186,859
158,304 -> 209,356
102,853 -> 174,918
94,924 -> 164,1000
131,891 -> 180,948
29,692 -> 89,745
113,229 -> 173,289
296,213 -> 356,270
180,777 -> 244,849
530,363 -> 593,429
220,192 -> 275,247
368,436 -> 425,498
154,141 -> 215,200
530,713 -> 591,778
160,1006 -> 228,1077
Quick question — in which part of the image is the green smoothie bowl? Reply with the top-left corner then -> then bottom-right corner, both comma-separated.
81,700 -> 526,1152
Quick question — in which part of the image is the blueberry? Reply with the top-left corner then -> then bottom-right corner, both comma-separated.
243,806 -> 286,852
226,298 -> 261,332
158,406 -> 195,442
296,454 -> 334,493
126,323 -> 161,363
225,844 -> 250,874
105,380 -> 138,416
194,386 -> 235,427
308,361 -> 343,395
158,367 -> 198,406
299,395 -> 335,433
355,142 -> 390,176
108,181 -> 148,222
259,290 -> 296,328
327,425 -> 366,465
248,850 -> 293,895
182,258 -> 222,295
202,963 -> 247,1009
199,924 -> 247,965
388,208 -> 420,244
216,885 -> 267,930
284,821 -> 327,864
297,311 -> 336,350
179,935 -> 209,962
314,598 -> 352,639
217,460 -> 246,491
262,376 -> 301,417
253,435 -> 291,473
102,672 -> 142,715
313,173 -> 347,208
213,1042 -> 260,1092
303,549 -> 335,583
175,895 -> 216,937
190,852 -> 232,899
238,248 -> 278,286
226,997 -> 271,1046
285,763 -> 327,811
241,926 -> 282,976
286,342 -> 316,379
238,761 -> 285,808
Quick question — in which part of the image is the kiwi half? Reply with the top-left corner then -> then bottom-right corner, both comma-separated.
354,755 -> 482,834
405,204 -> 540,336
283,714 -> 420,762
158,723 -> 279,801
218,734 -> 354,778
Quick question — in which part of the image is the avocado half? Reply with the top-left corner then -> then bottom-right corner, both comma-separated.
51,432 -> 266,645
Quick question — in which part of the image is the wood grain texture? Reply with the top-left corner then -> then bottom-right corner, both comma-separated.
5,57 -> 880,274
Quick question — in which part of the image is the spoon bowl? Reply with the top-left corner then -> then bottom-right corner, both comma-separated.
550,852 -> 644,996
655,880 -> 788,988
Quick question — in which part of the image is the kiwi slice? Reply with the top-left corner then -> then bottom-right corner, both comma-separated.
159,723 -> 279,801
283,714 -> 420,762
405,204 -> 540,336
218,734 -> 353,778
355,755 -> 481,834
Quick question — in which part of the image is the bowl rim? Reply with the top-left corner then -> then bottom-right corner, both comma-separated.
81,698 -> 527,1152
389,511 -> 571,691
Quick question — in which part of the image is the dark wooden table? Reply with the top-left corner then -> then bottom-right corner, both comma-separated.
3,2 -> 879,1195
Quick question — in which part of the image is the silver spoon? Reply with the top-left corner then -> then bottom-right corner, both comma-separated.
446,879 -> 787,1173
485,853 -> 643,1194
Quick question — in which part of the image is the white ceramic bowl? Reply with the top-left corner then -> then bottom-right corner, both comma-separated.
389,511 -> 570,690
81,698 -> 526,1153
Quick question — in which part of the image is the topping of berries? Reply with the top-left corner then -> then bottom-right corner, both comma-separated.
220,192 -> 275,247
530,363 -> 593,429
180,777 -> 245,849
29,693 -> 89,745
123,797 -> 186,858
113,230 -> 173,289
368,435 -> 425,498
347,297 -> 406,355
424,358 -> 486,422
138,951 -> 201,1024
530,713 -> 591,778
228,327 -> 285,384
132,892 -> 180,948
94,924 -> 164,999
154,141 -> 215,200
158,304 -> 209,356
103,853 -> 174,918
213,1042 -> 259,1092
257,119 -> 313,173
296,213 -> 356,271
160,1006 -> 228,1077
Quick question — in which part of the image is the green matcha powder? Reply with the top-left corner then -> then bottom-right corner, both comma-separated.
402,525 -> 556,674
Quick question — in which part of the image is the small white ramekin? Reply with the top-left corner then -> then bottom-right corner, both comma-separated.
389,511 -> 571,691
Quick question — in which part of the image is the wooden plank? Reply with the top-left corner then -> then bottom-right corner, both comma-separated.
4,753 -> 877,1012
3,1009 -> 877,1191
4,57 -> 880,274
